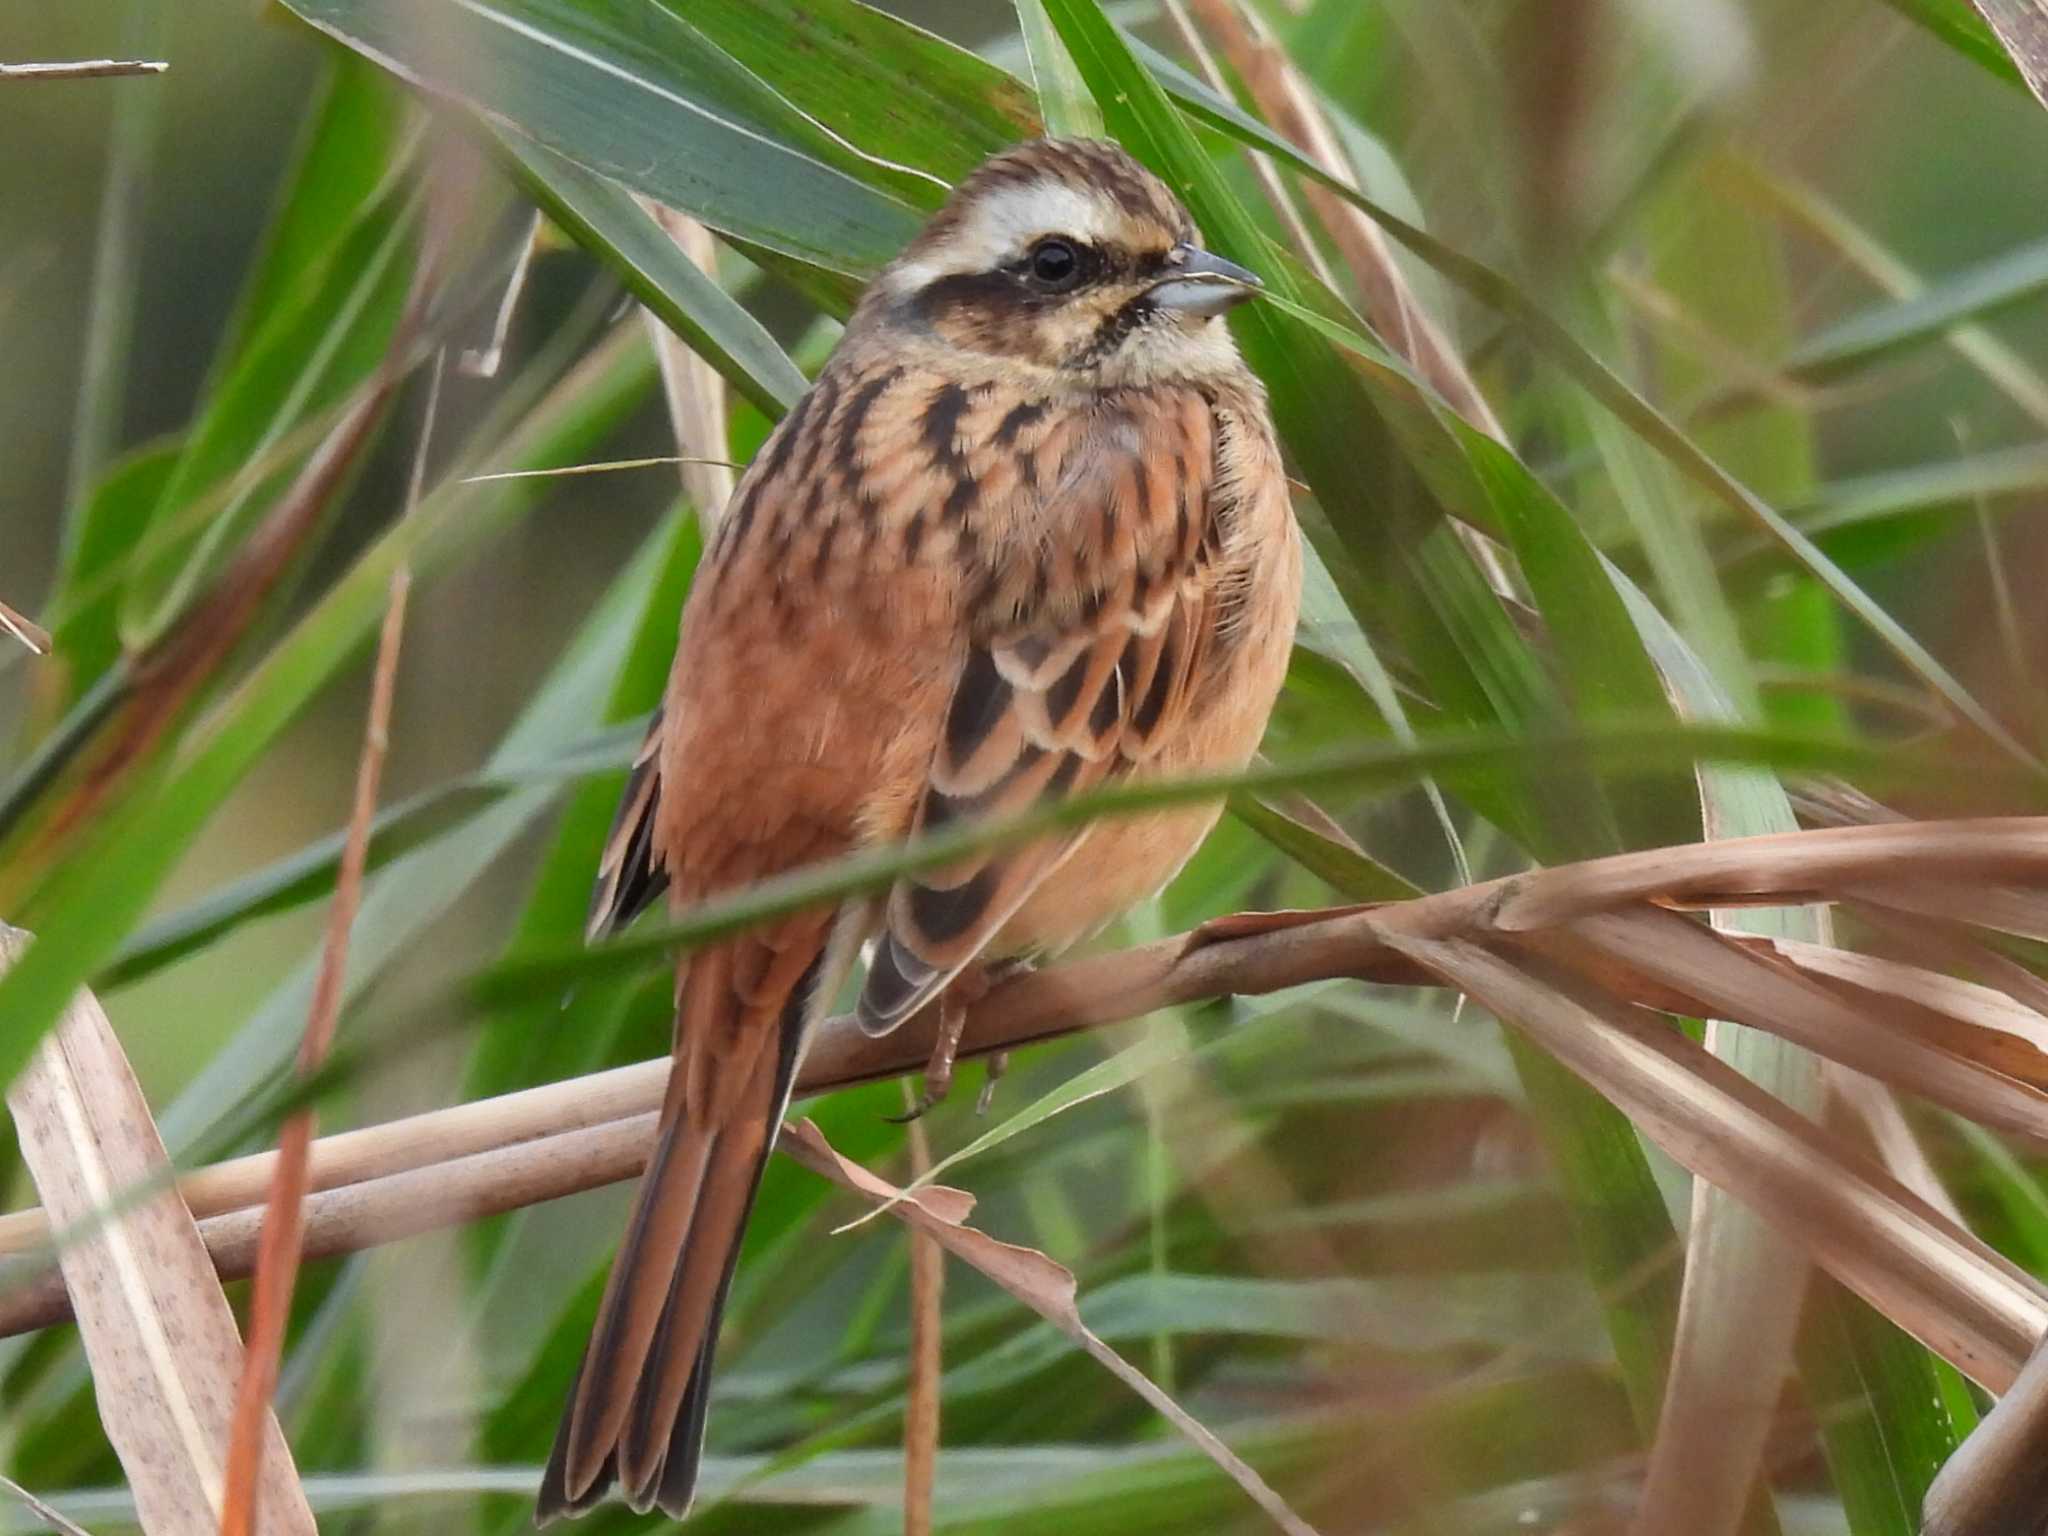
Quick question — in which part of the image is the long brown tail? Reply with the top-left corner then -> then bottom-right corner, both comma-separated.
537,933 -> 824,1522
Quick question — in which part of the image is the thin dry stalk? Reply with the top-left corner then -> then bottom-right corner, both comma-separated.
0,598 -> 49,655
1182,0 -> 1505,442
785,1122 -> 1319,1536
901,1088 -> 942,1536
1157,0 -> 1338,292
635,200 -> 735,529
0,59 -> 166,81
219,526 -> 418,1532
0,1472 -> 93,1536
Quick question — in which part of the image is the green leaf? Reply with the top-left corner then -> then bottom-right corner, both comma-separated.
120,181 -> 417,647
215,53 -> 408,378
0,327 -> 658,1105
465,715 -> 1915,1001
1785,232 -> 2048,378
43,439 -> 179,703
499,131 -> 809,417
101,723 -> 642,990
681,0 -> 1038,179
281,0 -> 925,275
1151,72 -> 2031,768
1017,0 -> 1104,137
1877,0 -> 2027,88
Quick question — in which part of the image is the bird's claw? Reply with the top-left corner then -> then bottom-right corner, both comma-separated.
975,1050 -> 1010,1115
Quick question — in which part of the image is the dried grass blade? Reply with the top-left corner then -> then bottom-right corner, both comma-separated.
901,1090 -> 941,1536
0,597 -> 49,655
1489,818 -> 2048,932
1753,937 -> 2048,1084
1553,908 -> 2048,1141
781,1121 -> 1321,1536
1842,879 -> 2048,945
634,200 -> 736,529
1854,903 -> 2048,1033
1384,931 -> 2048,1393
0,926 -> 314,1536
0,1473 -> 93,1536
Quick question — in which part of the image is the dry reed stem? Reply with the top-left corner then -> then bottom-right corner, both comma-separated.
0,59 -> 167,81
4,817 -> 2047,1263
0,598 -> 49,655
220,355 -> 434,1536
635,202 -> 736,528
901,1090 -> 941,1536
1183,0 -> 1506,444
1157,0 -> 1338,293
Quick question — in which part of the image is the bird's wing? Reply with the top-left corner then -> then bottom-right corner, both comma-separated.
856,384 -> 1227,1034
587,706 -> 669,940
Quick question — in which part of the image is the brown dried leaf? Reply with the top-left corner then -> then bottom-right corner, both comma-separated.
1488,818 -> 2048,931
1757,936 -> 2048,1086
1383,931 -> 2048,1392
0,927 -> 314,1536
1553,907 -> 2048,1141
781,1121 -> 1321,1536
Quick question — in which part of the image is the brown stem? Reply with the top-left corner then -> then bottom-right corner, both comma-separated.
221,366 -> 428,1536
1182,0 -> 1506,444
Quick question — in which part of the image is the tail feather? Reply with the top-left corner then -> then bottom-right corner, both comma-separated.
619,1080 -> 775,1500
537,939 -> 822,1525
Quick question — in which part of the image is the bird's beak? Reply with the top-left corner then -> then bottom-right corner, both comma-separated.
1146,245 -> 1263,317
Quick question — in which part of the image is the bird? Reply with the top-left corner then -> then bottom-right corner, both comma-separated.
536,136 -> 1303,1523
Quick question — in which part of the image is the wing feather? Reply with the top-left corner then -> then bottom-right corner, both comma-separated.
855,389 -> 1225,1035
587,709 -> 669,941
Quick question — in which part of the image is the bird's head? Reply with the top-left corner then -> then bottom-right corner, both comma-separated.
867,138 -> 1262,387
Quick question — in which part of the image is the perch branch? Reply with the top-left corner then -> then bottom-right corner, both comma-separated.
5,818 -> 2048,1367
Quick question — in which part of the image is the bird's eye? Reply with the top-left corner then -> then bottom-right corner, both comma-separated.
1027,237 -> 1084,291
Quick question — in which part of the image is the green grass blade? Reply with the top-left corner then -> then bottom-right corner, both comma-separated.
279,0 -> 924,275
0,328 -> 657,1101
499,132 -> 807,418
1017,0 -> 1104,137
1876,0 -> 2026,88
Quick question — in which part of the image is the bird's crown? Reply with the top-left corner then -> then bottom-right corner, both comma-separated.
864,138 -> 1261,385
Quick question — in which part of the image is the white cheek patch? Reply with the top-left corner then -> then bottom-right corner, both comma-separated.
884,182 -> 1125,297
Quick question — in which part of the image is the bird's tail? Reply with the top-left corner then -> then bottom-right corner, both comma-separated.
537,934 -> 822,1523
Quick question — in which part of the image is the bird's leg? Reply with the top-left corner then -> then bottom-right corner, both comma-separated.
971,957 -> 1033,1115
889,959 -> 1032,1123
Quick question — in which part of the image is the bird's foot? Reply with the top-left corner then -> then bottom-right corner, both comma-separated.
887,959 -> 1030,1123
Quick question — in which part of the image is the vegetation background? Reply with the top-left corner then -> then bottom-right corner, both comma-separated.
5,1 -> 2048,1532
